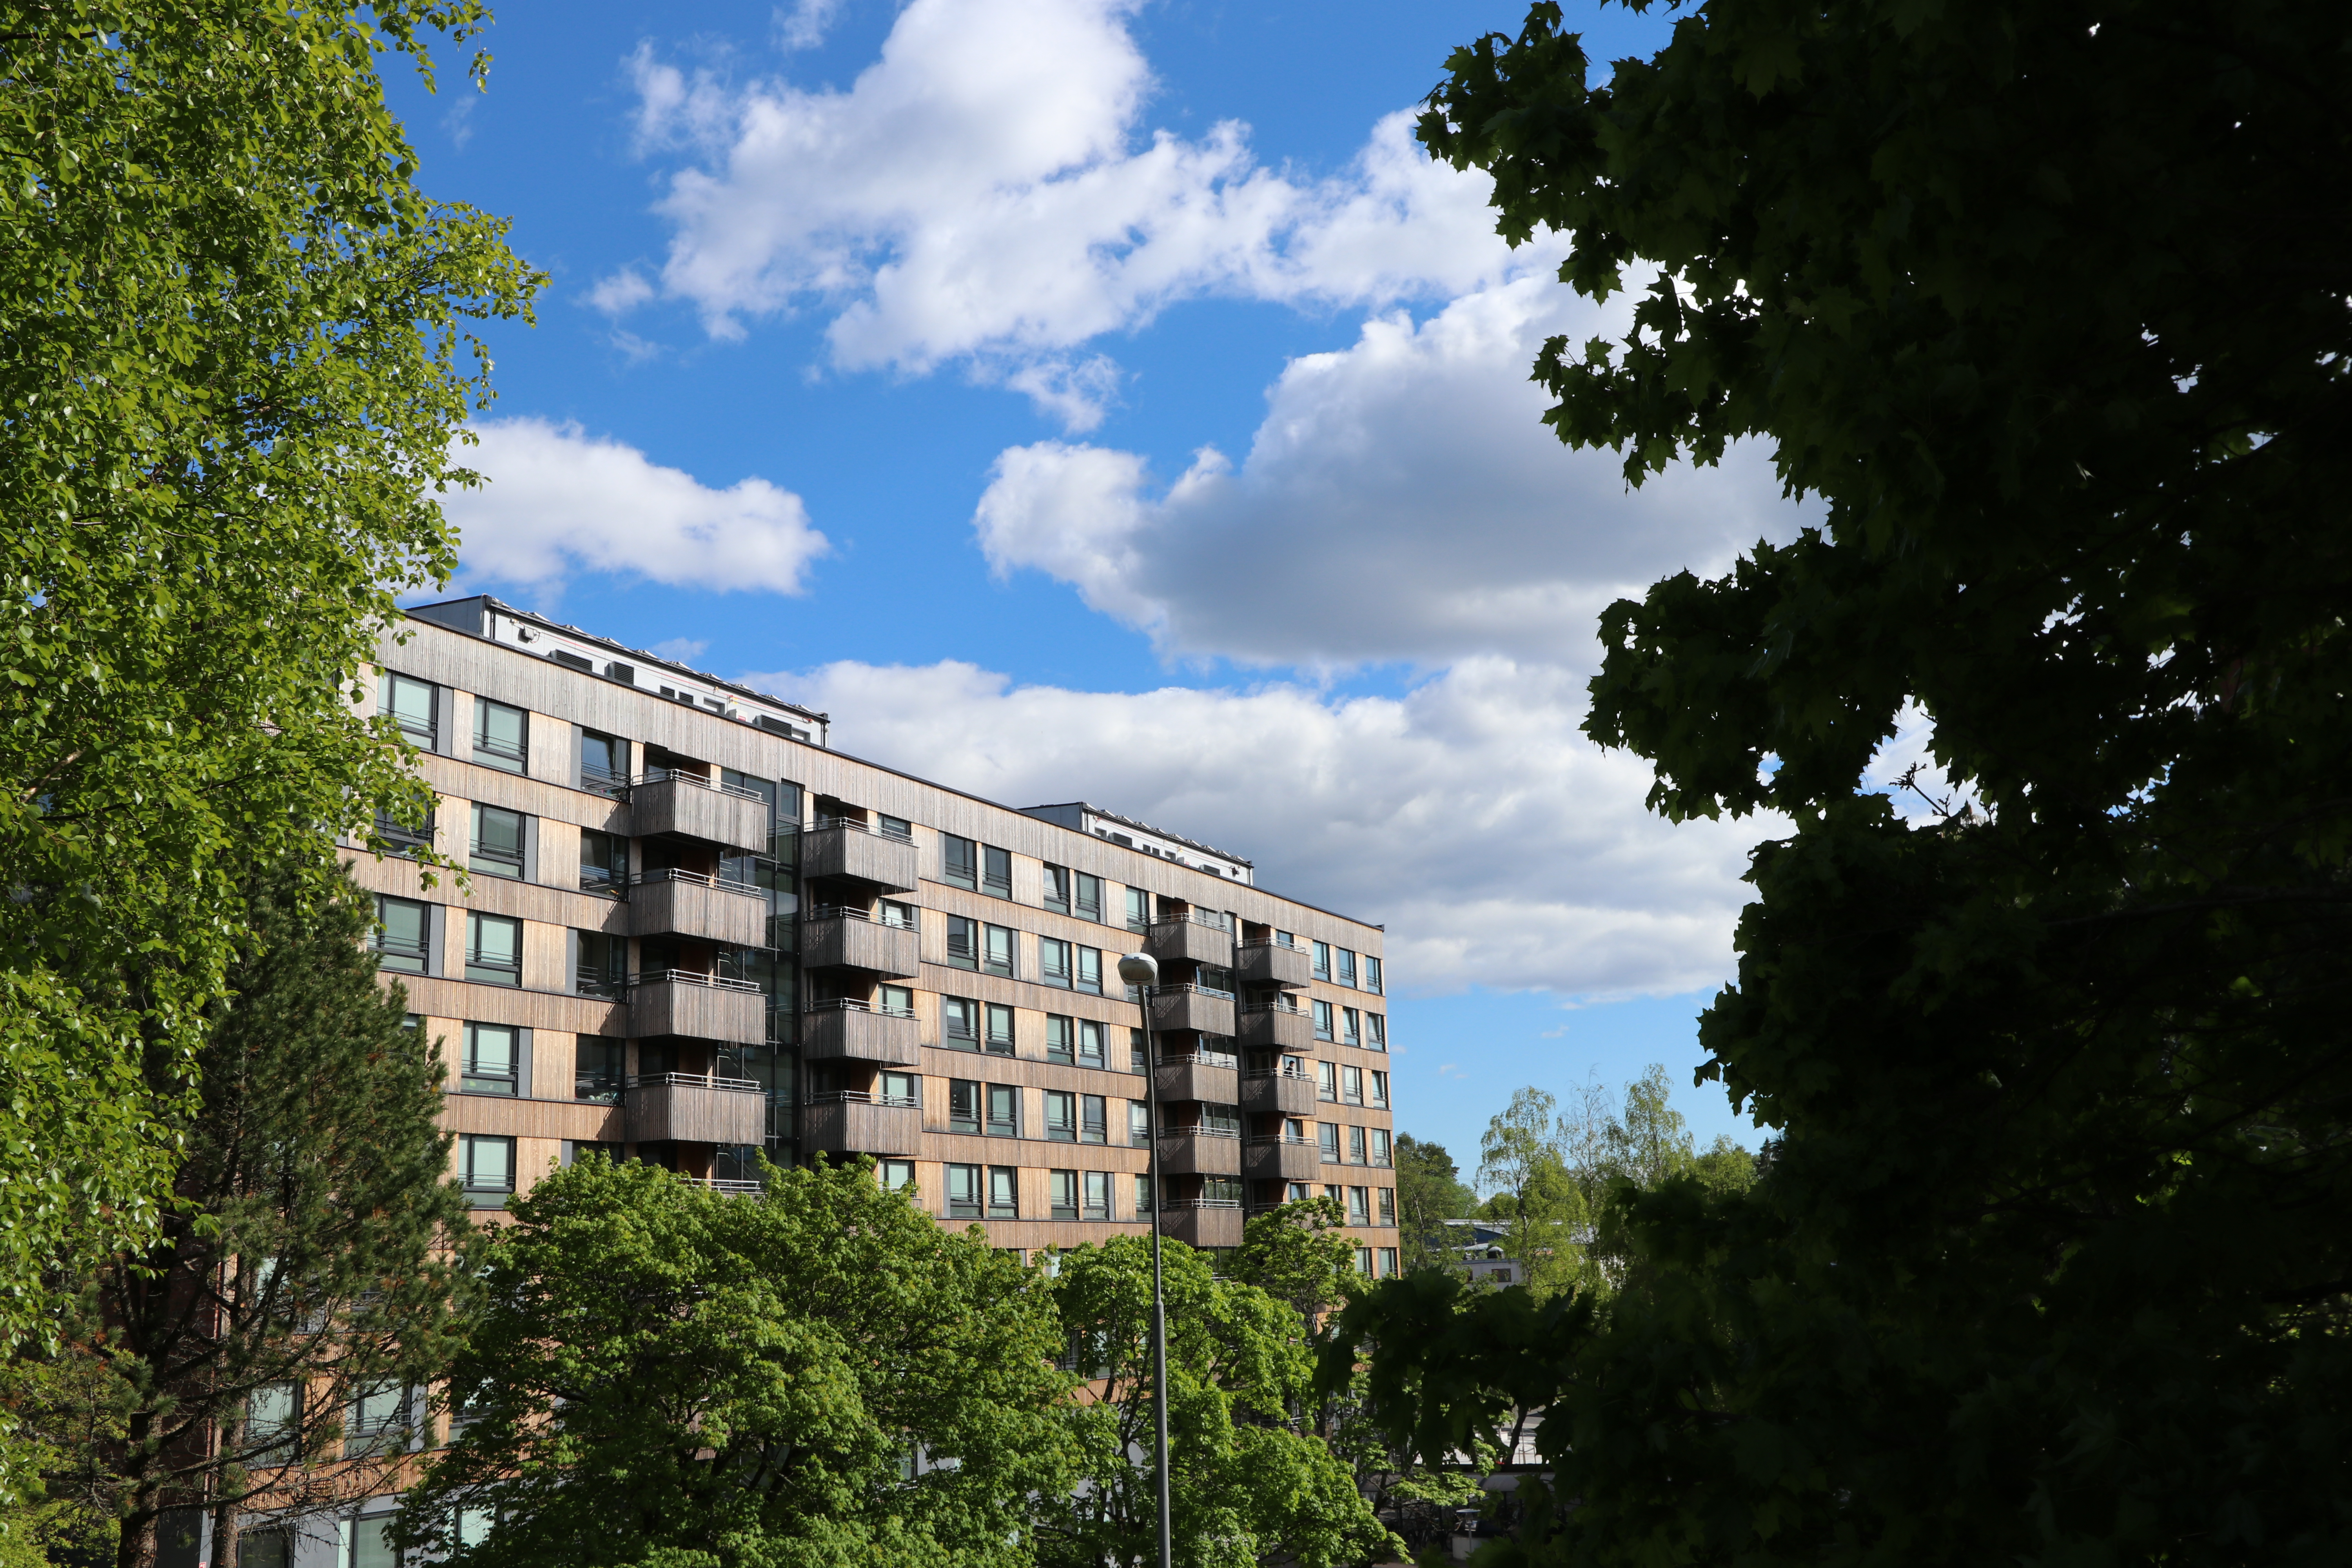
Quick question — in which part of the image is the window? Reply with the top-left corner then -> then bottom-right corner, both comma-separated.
1081,1094 -> 1107,1144
1202,1101 -> 1240,1136
1075,871 -> 1103,921
1313,1000 -> 1335,1042
1348,1125 -> 1367,1164
1365,956 -> 1383,995
469,805 -> 526,880
987,1084 -> 1020,1138
1342,1065 -> 1364,1105
345,1384 -> 407,1458
1378,1188 -> 1396,1224
878,813 -> 912,842
380,671 -> 436,748
1317,1061 -> 1338,1101
985,1002 -> 1016,1054
579,729 -> 628,797
1045,1090 -> 1077,1142
1124,887 -> 1148,932
1078,1019 -> 1107,1069
1084,1170 -> 1111,1220
880,984 -> 915,1018
242,1529 -> 293,1568
246,1382 -> 299,1466
1312,941 -> 1332,980
1203,1175 -> 1243,1205
1336,949 -> 1357,988
947,1163 -> 982,1219
1378,1246 -> 1399,1277
943,997 -> 979,1050
373,896 -> 429,975
1370,1071 -> 1390,1109
1286,1181 -> 1312,1203
372,800 -> 435,858
988,1165 -> 1019,1218
1355,1247 -> 1374,1276
880,1070 -> 920,1107
345,1515 -> 398,1568
1044,864 -> 1071,913
579,829 -> 623,896
473,697 -> 528,773
1130,1102 -> 1153,1146
983,846 -> 1012,898
1318,1123 -> 1341,1161
461,1135 -> 514,1203
1131,1027 -> 1148,1074
1047,1014 -> 1075,1063
880,899 -> 917,929
465,913 -> 522,986
1050,1169 -> 1080,1219
577,931 -> 625,998
1371,1127 -> 1392,1165
942,833 -> 978,890
462,1023 -> 519,1096
948,1081 -> 981,1134
880,1160 -> 916,1192
1074,946 -> 1103,995
1348,1187 -> 1371,1225
1341,1007 -> 1361,1047
1134,1172 -> 1154,1214
983,924 -> 1016,978
1367,1013 -> 1387,1052
1040,937 -> 1072,989
575,1036 -> 623,1103
946,916 -> 979,970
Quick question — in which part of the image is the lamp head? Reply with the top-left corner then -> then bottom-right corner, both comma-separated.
1117,953 -> 1158,988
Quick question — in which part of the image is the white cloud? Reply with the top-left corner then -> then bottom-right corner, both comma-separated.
441,417 -> 831,595
775,0 -> 845,51
607,0 -> 1524,381
975,274 -> 1809,669
748,657 -> 1775,999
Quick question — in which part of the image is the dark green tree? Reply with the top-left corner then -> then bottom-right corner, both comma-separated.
0,0 -> 539,1348
396,1158 -> 1072,1568
7,855 -> 471,1568
1392,1137 -> 1477,1273
1342,0 -> 2352,1562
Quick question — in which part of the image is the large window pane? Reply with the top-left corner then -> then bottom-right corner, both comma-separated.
982,846 -> 1012,898
471,805 -> 526,880
379,672 -> 436,748
465,914 -> 522,985
373,897 -> 429,975
472,698 -> 528,773
579,829 -> 622,896
575,1036 -> 624,1102
941,834 -> 977,890
462,1023 -> 518,1096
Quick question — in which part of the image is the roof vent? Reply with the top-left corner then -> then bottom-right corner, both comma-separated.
549,650 -> 592,672
604,661 -> 635,684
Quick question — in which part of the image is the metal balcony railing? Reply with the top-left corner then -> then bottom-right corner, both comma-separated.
813,815 -> 915,843
642,766 -> 769,804
806,996 -> 918,1019
1247,1132 -> 1318,1146
581,764 -> 631,801
1150,910 -> 1230,931
1242,1065 -> 1310,1080
805,1088 -> 920,1109
635,968 -> 763,993
627,1071 -> 764,1093
1158,1047 -> 1239,1070
1152,981 -> 1236,1002
1163,1126 -> 1241,1140
575,971 -> 629,999
1241,999 -> 1306,1016
634,867 -> 762,896
1161,1198 -> 1243,1210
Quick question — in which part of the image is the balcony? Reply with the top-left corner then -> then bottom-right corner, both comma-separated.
1157,1129 -> 1242,1175
1244,1138 -> 1321,1182
1240,1067 -> 1316,1116
1154,1054 -> 1238,1107
632,771 -> 771,853
801,1092 -> 922,1156
623,1073 -> 767,1145
800,907 -> 920,978
1149,984 -> 1235,1038
1235,939 -> 1310,989
629,870 -> 769,947
632,971 -> 766,1045
799,819 -> 918,893
798,1000 -> 921,1065
1160,1201 -> 1243,1249
1145,912 -> 1233,968
1236,1003 -> 1312,1052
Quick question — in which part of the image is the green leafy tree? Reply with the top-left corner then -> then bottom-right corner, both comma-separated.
7,855 -> 471,1568
1369,0 -> 2352,1561
1392,1137 -> 1477,1272
1476,1090 -> 1592,1301
0,0 -> 539,1348
396,1158 -> 1071,1568
1036,1234 -> 1397,1568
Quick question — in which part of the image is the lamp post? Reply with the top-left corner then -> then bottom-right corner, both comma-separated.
1117,949 -> 1172,1568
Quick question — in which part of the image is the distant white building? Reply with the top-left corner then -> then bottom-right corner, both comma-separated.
1443,1218 -> 1520,1286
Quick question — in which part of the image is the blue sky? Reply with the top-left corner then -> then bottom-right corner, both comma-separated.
383,0 -> 1800,1168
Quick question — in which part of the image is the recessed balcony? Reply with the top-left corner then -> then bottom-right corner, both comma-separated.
800,906 -> 920,978
1160,1201 -> 1243,1249
623,1073 -> 768,1145
1157,1129 -> 1243,1175
1149,984 -> 1235,1038
1154,1053 -> 1239,1107
801,1092 -> 922,1156
1145,913 -> 1234,968
1244,1137 -> 1321,1182
1240,1067 -> 1316,1115
1236,1002 -> 1312,1052
799,1000 -> 921,1065
631,771 -> 772,853
799,819 -> 918,893
629,870 -> 769,947
632,971 -> 766,1045
1235,939 -> 1310,989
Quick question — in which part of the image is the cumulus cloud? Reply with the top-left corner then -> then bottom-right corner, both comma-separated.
441,417 -> 830,595
607,0 -> 1524,383
746,657 -> 1775,999
975,275 -> 1809,669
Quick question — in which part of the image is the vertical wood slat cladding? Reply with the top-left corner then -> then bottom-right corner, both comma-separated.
800,916 -> 921,978
800,1007 -> 923,1065
632,978 -> 766,1044
624,1080 -> 768,1145
1156,1132 -> 1243,1176
441,1092 -> 623,1142
1151,988 -> 1236,1037
1236,1006 -> 1314,1052
1155,1059 -> 1240,1106
799,824 -> 921,892
1144,920 -> 1236,967
631,775 -> 771,853
1235,941 -> 1312,989
628,877 -> 770,947
1164,1207 -> 1245,1248
803,1099 -> 924,1156
1240,1073 -> 1317,1116
392,976 -> 625,1036
1244,1140 -> 1322,1181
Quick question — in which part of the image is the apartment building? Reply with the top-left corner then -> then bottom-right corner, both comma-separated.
348,596 -> 1401,1273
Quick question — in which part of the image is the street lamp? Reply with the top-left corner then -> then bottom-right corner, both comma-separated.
1117,949 -> 1172,1568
